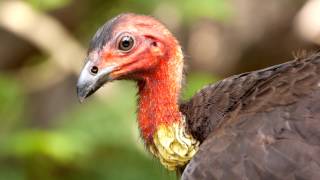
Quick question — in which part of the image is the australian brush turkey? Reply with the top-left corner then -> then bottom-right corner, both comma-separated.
77,13 -> 320,180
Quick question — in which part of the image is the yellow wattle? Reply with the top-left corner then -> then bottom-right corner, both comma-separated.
149,117 -> 200,170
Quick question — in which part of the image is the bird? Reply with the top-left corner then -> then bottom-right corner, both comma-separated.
77,13 -> 320,180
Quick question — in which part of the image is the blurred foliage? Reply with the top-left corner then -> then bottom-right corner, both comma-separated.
183,72 -> 218,100
26,0 -> 72,11
0,0 -> 224,179
0,74 -> 216,180
77,0 -> 231,44
0,79 -> 175,179
0,75 -> 25,135
168,0 -> 232,21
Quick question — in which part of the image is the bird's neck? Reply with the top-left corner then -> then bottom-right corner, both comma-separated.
136,40 -> 199,171
137,47 -> 184,142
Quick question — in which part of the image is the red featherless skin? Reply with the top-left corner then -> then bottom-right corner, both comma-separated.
136,40 -> 184,142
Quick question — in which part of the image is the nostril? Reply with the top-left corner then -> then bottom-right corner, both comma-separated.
90,66 -> 99,74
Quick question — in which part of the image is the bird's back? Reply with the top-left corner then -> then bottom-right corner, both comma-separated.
180,53 -> 320,180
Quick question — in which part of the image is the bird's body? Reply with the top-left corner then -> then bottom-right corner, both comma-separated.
181,54 -> 320,179
77,13 -> 320,180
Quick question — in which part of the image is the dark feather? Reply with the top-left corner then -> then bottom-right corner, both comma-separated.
88,14 -> 125,53
180,53 -> 320,180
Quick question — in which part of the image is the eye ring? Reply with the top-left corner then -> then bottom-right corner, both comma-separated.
118,35 -> 134,51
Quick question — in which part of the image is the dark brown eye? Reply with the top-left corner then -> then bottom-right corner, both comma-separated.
90,66 -> 99,74
118,35 -> 134,51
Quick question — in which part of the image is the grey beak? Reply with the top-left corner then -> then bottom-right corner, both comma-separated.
76,61 -> 116,103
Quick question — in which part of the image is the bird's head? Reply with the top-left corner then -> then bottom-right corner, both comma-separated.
77,13 -> 180,102
77,14 -> 198,170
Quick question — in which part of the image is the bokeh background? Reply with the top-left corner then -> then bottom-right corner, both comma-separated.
0,0 -> 319,179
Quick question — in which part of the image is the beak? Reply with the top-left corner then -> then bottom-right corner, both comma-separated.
76,61 -> 117,103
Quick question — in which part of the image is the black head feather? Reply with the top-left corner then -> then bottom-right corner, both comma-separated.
88,14 -> 125,53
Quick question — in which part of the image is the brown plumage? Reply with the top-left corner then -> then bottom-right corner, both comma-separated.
181,53 -> 320,180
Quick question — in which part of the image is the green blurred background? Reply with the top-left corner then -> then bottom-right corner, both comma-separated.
0,0 -> 319,179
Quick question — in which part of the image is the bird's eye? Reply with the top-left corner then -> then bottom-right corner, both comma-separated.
118,35 -> 134,51
90,66 -> 99,74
